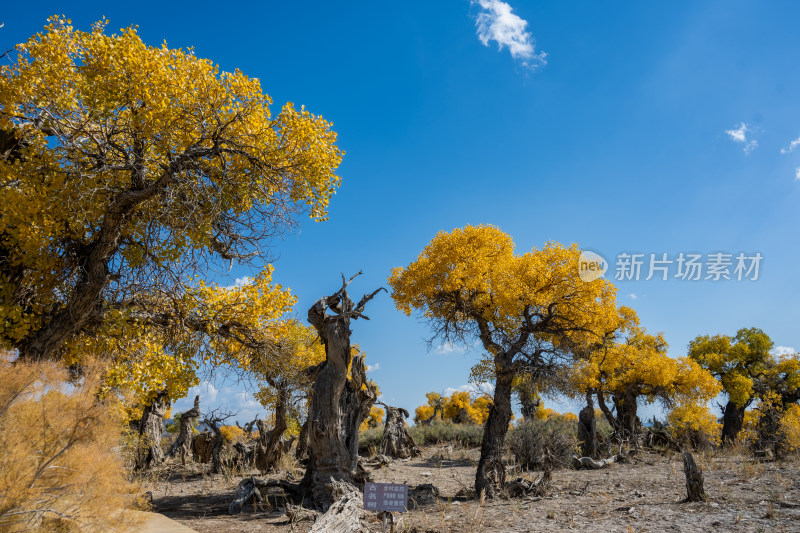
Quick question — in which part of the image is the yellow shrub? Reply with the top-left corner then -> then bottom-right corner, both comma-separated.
359,406 -> 384,431
781,404 -> 800,454
219,425 -> 245,443
667,403 -> 721,448
0,354 -> 141,531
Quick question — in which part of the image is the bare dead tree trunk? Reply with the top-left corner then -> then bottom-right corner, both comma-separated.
168,395 -> 200,465
302,273 -> 383,509
578,394 -> 597,459
682,451 -> 706,502
475,362 -> 514,498
308,479 -> 369,533
136,389 -> 170,470
204,411 -> 234,474
255,380 -> 289,473
296,417 -> 310,460
379,404 -> 420,459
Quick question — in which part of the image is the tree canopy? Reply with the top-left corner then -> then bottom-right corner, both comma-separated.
0,17 -> 342,362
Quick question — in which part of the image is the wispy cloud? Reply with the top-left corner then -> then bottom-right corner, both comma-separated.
366,362 -> 380,373
445,382 -> 495,397
780,136 -> 800,154
434,342 -> 466,355
628,293 -> 638,300
795,168 -> 800,181
725,123 -> 758,154
474,0 -> 546,70
771,345 -> 796,357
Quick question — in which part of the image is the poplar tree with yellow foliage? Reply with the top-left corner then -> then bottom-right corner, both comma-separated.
0,17 -> 342,365
389,225 -> 619,498
571,308 -> 720,440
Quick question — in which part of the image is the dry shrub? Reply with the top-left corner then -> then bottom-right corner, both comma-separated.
0,353 -> 141,531
508,417 -> 578,470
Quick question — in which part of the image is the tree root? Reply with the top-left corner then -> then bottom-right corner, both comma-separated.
227,477 -> 302,515
572,452 -> 627,469
309,478 -> 369,533
505,469 -> 551,497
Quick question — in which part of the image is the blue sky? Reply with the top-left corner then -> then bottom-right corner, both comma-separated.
4,1 -> 800,421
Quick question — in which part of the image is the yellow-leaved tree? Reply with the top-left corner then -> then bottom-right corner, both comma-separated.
389,225 -> 619,497
0,17 -> 342,364
688,328 -> 775,445
571,307 -> 720,439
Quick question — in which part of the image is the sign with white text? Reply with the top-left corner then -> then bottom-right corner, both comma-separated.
363,482 -> 408,512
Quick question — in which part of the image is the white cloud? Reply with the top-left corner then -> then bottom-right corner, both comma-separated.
725,123 -> 758,154
474,0 -> 546,70
795,167 -> 800,181
628,293 -> 638,300
445,382 -> 494,397
780,136 -> 800,154
366,362 -> 380,373
434,342 -> 467,354
771,346 -> 796,357
234,390 -> 262,409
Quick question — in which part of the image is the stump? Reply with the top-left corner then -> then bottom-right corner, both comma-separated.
136,389 -> 170,470
308,479 -> 369,533
682,451 -> 706,502
379,405 -> 420,459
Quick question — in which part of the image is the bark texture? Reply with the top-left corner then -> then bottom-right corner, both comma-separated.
168,395 -> 200,465
379,405 -> 420,459
578,398 -> 597,459
721,400 -> 746,446
682,451 -> 706,502
308,479 -> 369,533
136,389 -> 170,470
191,431 -> 215,463
302,274 -> 383,509
475,363 -> 514,498
254,381 -> 289,473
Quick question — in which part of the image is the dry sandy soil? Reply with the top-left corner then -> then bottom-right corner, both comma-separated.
145,446 -> 800,532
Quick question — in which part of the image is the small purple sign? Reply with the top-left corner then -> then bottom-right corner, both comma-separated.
363,482 -> 408,512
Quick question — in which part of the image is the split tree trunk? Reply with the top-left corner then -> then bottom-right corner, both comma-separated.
613,391 -> 639,440
302,275 -> 382,509
379,405 -> 420,459
136,389 -> 170,470
475,363 -> 514,498
168,395 -> 200,465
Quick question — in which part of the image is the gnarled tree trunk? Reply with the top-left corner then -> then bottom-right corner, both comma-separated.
302,274 -> 383,509
136,389 -> 170,470
613,391 -> 639,440
296,418 -> 310,460
255,380 -> 289,473
379,404 -> 420,459
475,361 -> 514,498
168,395 -> 200,465
721,400 -> 746,446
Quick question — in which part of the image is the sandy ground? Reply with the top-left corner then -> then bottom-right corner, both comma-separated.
145,445 -> 800,532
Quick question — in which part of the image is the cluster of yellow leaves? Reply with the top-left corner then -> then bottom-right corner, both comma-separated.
414,391 -> 492,425
572,308 -> 720,406
219,425 -> 245,444
388,226 -> 619,349
359,406 -> 385,431
667,403 -> 721,447
529,406 -> 577,423
780,404 -> 800,454
0,15 -> 342,352
688,328 -> 774,408
60,266 -> 298,421
0,351 -> 141,531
